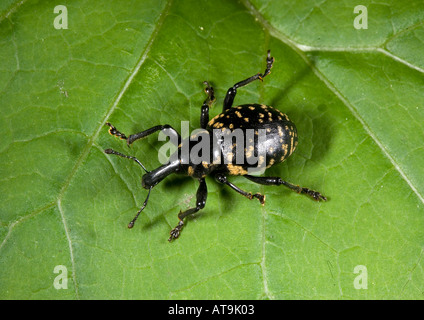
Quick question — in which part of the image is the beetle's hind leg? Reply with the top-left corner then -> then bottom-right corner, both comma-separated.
200,81 -> 216,129
215,173 -> 266,205
169,178 -> 208,241
244,175 -> 327,201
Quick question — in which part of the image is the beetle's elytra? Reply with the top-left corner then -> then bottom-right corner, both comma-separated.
105,50 -> 327,241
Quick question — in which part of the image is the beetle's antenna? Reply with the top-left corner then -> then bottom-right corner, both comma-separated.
128,187 -> 152,228
104,149 -> 149,173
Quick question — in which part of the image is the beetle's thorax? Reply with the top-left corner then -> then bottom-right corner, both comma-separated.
176,132 -> 218,179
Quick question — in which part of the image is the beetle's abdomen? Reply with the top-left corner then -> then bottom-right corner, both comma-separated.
207,104 -> 297,174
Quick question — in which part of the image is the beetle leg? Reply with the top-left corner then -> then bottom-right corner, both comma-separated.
215,173 -> 265,205
106,122 -> 181,147
223,50 -> 274,111
244,175 -> 327,201
200,81 -> 216,129
104,148 -> 149,173
128,187 -> 152,228
106,122 -> 127,140
169,178 -> 208,241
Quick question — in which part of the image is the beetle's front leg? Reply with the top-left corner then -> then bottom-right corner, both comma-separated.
104,148 -> 149,173
106,122 -> 181,147
169,178 -> 208,241
200,81 -> 215,129
215,173 -> 266,205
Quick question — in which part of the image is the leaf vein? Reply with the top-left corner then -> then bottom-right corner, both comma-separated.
52,0 -> 174,299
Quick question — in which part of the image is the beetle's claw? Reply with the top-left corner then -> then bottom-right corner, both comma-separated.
246,192 -> 266,205
168,220 -> 184,241
106,122 -> 128,141
256,193 -> 266,205
298,187 -> 327,201
310,190 -> 327,201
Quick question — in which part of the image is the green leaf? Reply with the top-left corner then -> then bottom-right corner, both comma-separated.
1,0 -> 423,299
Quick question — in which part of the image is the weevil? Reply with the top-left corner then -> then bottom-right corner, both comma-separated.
105,50 -> 327,241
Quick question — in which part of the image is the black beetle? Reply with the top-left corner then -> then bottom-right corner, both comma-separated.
105,50 -> 326,241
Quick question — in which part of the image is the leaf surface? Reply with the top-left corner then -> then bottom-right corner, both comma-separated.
1,0 -> 423,299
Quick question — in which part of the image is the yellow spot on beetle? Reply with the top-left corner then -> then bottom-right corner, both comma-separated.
289,137 -> 294,155
278,126 -> 283,137
245,145 -> 254,158
227,164 -> 248,175
226,153 -> 233,162
258,156 -> 265,167
266,158 -> 275,168
281,144 -> 288,160
188,166 -> 194,176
